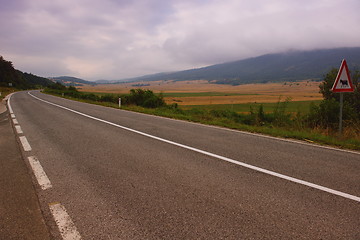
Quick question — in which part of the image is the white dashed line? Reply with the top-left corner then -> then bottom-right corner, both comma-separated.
9,93 -> 81,239
15,125 -> 23,134
29,91 -> 360,203
28,156 -> 52,190
49,203 -> 82,240
19,136 -> 32,151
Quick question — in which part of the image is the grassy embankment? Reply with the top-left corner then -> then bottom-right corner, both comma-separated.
0,87 -> 14,100
44,88 -> 360,150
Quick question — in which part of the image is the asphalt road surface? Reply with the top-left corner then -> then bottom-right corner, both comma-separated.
8,91 -> 360,239
0,99 -> 51,240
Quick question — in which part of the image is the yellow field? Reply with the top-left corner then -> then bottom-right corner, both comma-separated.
78,80 -> 323,105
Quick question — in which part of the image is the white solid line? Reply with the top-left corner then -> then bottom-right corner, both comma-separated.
15,125 -> 23,134
19,136 -> 32,151
29,92 -> 360,203
13,118 -> 18,125
49,203 -> 82,240
28,156 -> 52,190
7,93 -> 14,114
120,102 -> 360,156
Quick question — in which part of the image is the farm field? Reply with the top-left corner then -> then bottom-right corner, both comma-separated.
79,80 -> 323,106
181,100 -> 322,114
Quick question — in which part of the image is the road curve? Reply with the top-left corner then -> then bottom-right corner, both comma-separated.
9,91 -> 360,239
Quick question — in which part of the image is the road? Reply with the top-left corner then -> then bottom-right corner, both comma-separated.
0,97 -> 51,240
8,90 -> 360,239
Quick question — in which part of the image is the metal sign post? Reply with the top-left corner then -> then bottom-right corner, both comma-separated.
331,59 -> 355,135
338,92 -> 343,135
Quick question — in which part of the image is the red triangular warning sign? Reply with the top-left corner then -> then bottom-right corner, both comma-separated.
331,59 -> 354,93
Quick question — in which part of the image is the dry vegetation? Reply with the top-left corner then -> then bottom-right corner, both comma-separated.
79,80 -> 323,105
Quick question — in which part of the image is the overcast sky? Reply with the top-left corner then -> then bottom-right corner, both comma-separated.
1,0 -> 360,81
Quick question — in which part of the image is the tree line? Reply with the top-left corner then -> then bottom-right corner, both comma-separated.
0,56 -> 53,89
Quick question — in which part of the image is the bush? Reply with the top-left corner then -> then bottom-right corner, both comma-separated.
307,68 -> 360,130
125,89 -> 165,108
48,82 -> 67,91
307,99 -> 357,130
272,97 -> 292,127
81,93 -> 99,102
100,94 -> 118,103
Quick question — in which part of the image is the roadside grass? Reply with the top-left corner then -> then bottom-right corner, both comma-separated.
181,100 -> 322,114
44,91 -> 360,151
122,105 -> 360,150
77,91 -> 260,98
161,92 -> 260,97
0,87 -> 14,100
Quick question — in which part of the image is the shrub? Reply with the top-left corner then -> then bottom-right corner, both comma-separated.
100,94 -> 117,103
126,89 -> 165,108
307,99 -> 357,130
272,97 -> 292,127
307,68 -> 359,130
81,93 -> 99,101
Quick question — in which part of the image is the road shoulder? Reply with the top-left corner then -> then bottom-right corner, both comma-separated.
0,108 -> 51,239
0,98 -> 7,114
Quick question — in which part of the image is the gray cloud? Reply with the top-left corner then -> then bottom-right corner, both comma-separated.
1,0 -> 360,80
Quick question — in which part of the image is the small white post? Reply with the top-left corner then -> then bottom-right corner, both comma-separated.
118,97 -> 121,108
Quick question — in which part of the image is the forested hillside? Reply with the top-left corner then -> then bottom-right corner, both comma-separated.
123,47 -> 360,85
0,56 -> 52,89
50,76 -> 96,86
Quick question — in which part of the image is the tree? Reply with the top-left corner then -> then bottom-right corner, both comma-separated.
125,89 -> 166,108
307,67 -> 360,129
1,56 -> 52,89
319,68 -> 360,111
319,68 -> 338,100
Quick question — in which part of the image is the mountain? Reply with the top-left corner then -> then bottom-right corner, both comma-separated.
122,47 -> 360,85
50,76 -> 96,86
0,56 -> 53,89
94,80 -> 114,84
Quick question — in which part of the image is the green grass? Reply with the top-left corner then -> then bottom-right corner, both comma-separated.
44,91 -> 360,151
78,91 -> 259,98
77,91 -> 122,97
182,100 -> 322,114
161,92 -> 259,97
121,105 -> 360,150
0,87 -> 14,100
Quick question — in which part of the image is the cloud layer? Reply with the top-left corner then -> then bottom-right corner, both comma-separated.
1,0 -> 360,80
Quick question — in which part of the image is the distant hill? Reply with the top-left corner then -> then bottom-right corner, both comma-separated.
94,80 -> 114,84
50,76 -> 96,86
0,56 -> 53,89
122,47 -> 360,85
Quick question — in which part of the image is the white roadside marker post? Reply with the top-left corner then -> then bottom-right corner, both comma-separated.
119,97 -> 121,108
